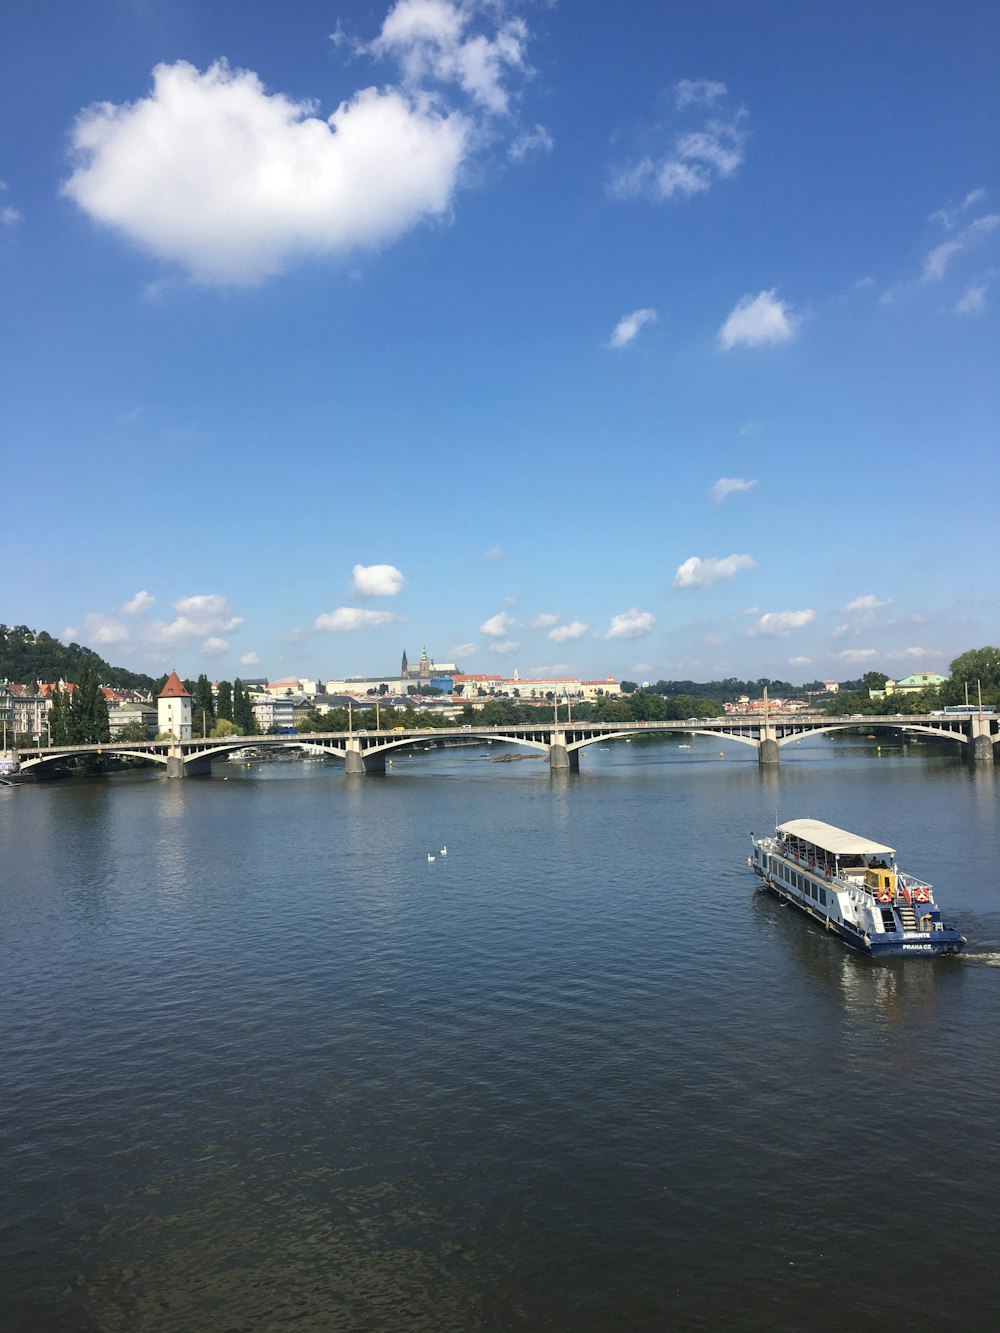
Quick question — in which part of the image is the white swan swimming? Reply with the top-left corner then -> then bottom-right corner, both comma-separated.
440,846 -> 448,856
427,853 -> 435,862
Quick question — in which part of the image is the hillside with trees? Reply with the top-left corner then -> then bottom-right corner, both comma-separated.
0,625 -> 157,692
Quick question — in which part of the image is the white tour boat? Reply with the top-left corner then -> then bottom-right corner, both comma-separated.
749,818 -> 965,957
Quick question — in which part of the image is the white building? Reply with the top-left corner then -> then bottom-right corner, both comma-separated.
157,672 -> 192,740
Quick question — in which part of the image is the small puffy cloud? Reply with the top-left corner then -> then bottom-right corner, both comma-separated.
145,593 -> 243,647
314,607 -> 402,631
832,648 -> 878,663
597,608 -> 655,640
529,613 -> 559,629
719,289 -> 799,349
508,124 -> 553,161
481,611 -> 518,637
479,544 -> 503,561
351,562 -> 406,597
201,636 -> 229,656
747,609 -> 815,637
841,594 -> 892,613
489,639 -> 521,655
241,651 -> 260,666
674,79 -> 727,110
789,656 -> 812,666
611,111 -> 747,202
120,589 -> 154,615
891,646 -> 932,661
608,307 -> 657,349
364,0 -> 530,115
710,477 -> 757,504
956,282 -> 987,314
450,641 -> 477,657
673,554 -> 757,588
548,621 -> 588,643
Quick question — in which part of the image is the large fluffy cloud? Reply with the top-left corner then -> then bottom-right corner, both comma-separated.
673,554 -> 756,588
548,621 -> 588,643
145,593 -> 243,650
63,58 -> 469,285
481,611 -> 518,637
719,289 -> 799,349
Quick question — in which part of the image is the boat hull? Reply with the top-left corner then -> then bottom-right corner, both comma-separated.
755,869 -> 964,957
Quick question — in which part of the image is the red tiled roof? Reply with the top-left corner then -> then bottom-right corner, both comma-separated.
158,671 -> 191,699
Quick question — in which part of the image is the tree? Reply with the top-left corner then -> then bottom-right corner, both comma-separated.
68,662 -> 110,743
216,680 -> 233,722
115,719 -> 150,743
862,671 -> 889,691
48,685 -> 72,744
620,680 -> 638,694
192,674 -> 216,737
943,646 -> 1000,705
211,718 -> 240,738
232,678 -> 257,735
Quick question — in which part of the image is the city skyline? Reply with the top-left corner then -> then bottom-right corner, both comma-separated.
4,1 -> 997,682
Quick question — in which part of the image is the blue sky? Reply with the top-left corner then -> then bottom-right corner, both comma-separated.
3,0 -> 997,685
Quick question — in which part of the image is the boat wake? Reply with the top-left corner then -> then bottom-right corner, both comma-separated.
959,951 -> 1000,967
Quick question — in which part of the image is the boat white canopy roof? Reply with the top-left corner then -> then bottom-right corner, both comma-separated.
777,819 -> 895,857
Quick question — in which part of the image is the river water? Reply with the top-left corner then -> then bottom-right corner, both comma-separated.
2,735 -> 998,1331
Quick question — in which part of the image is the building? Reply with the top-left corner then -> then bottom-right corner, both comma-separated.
7,682 -> 49,742
251,694 -> 295,733
158,671 -> 192,740
884,673 -> 947,696
108,701 -> 159,739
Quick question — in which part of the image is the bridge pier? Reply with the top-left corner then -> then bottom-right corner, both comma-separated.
345,745 -> 385,775
548,739 -> 579,773
967,716 -> 996,762
166,752 -> 212,778
758,738 -> 779,766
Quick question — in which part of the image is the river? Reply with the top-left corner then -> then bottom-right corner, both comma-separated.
1,734 -> 998,1330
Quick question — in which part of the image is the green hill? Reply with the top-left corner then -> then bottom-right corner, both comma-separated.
0,624 -> 158,692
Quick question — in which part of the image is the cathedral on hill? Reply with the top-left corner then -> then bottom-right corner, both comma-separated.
401,648 -> 459,680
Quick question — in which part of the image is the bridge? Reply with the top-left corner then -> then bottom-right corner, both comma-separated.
4,711 -> 998,778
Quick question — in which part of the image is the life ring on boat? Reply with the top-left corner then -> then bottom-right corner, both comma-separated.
914,887 -> 930,903
877,886 -> 894,904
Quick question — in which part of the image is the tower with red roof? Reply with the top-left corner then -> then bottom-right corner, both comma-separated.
157,671 -> 193,740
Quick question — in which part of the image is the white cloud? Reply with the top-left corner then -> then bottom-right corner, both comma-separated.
831,648 -> 878,663
892,646 -> 932,660
674,79 -> 727,110
508,124 -> 553,161
841,594 -> 893,613
956,282 -> 987,314
747,609 -> 815,637
548,621 -> 588,643
481,611 -> 518,637
710,476 -> 757,504
364,0 -> 529,115
921,213 -> 1000,283
789,656 -> 812,666
120,590 -> 154,615
719,289 -> 799,349
489,639 -> 521,655
608,307 -> 657,349
479,544 -> 503,560
201,636 -> 229,656
597,608 -> 654,640
82,613 -> 130,647
241,652 -> 261,666
313,607 -> 402,631
611,111 -> 747,202
61,24 -> 508,286
145,593 -> 243,647
450,641 -> 477,657
673,554 -> 757,588
930,187 -> 986,229
831,624 -> 849,638
738,420 -> 763,437
0,181 -> 21,226
529,613 -> 559,629
351,562 -> 406,597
